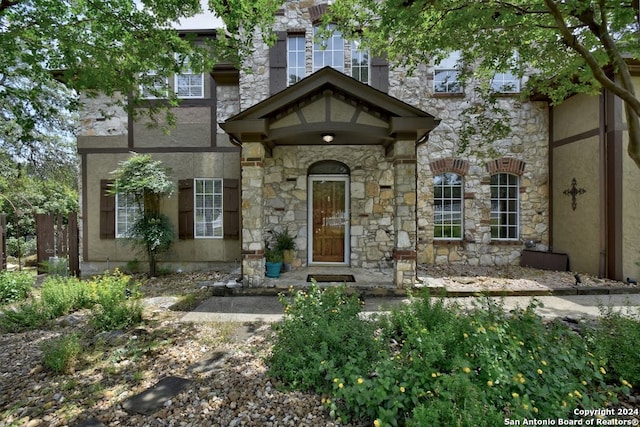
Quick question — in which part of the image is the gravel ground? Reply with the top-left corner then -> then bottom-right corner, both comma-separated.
0,271 -> 360,427
0,267 -> 637,427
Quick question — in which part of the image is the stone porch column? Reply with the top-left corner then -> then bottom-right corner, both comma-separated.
241,141 -> 266,286
393,138 -> 418,288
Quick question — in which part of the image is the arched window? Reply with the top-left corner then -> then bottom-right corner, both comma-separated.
490,173 -> 519,240
308,160 -> 350,175
434,173 -> 463,239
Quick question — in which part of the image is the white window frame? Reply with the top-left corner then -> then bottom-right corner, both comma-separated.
433,173 -> 463,240
139,71 -> 169,99
313,24 -> 344,73
115,192 -> 141,238
174,55 -> 204,99
490,173 -> 519,240
491,70 -> 520,93
491,52 -> 521,93
287,34 -> 306,86
351,40 -> 369,84
194,178 -> 223,238
434,51 -> 463,94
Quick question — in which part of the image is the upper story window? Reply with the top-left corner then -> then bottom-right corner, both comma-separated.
140,71 -> 169,99
115,192 -> 141,238
313,25 -> 344,73
434,51 -> 462,94
490,173 -> 519,240
175,55 -> 204,98
195,178 -> 223,238
288,34 -> 306,86
434,173 -> 463,239
351,41 -> 369,85
491,70 -> 520,93
491,52 -> 520,93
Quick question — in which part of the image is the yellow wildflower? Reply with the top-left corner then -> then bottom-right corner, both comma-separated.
537,369 -> 543,375
533,407 -> 539,414
487,380 -> 494,387
574,390 -> 582,399
541,360 -> 547,366
462,367 -> 471,374
523,404 -> 529,410
400,386 -> 405,393
463,333 -> 468,338
338,383 -> 343,389
562,401 -> 567,407
431,372 -> 437,378
581,380 -> 587,386
600,367 -> 606,375
333,378 -> 339,383
357,377 -> 364,385
512,392 -> 519,398
374,420 -> 382,427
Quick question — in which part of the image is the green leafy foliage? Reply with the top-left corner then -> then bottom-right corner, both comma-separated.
89,271 -> 143,332
327,0 -> 640,167
109,154 -> 176,276
268,289 -> 632,427
1,0 -> 283,166
0,270 -> 33,303
589,306 -> 640,385
0,271 -> 142,333
41,333 -> 83,374
268,282 -> 382,392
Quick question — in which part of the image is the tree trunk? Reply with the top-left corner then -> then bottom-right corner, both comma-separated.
625,102 -> 640,169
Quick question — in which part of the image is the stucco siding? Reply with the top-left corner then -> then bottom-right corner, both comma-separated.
552,136 -> 601,275
82,152 -> 241,271
622,78 -> 640,280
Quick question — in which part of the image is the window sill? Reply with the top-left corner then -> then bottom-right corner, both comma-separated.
433,92 -> 464,98
433,239 -> 464,245
489,240 -> 521,245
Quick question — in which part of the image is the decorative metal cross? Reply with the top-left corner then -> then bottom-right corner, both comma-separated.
562,178 -> 586,211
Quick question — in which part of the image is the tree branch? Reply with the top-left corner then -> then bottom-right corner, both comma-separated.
543,0 -> 640,117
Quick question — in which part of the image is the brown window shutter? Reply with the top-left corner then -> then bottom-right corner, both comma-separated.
269,31 -> 287,95
223,179 -> 240,239
370,55 -> 389,93
178,179 -> 194,240
100,179 -> 115,239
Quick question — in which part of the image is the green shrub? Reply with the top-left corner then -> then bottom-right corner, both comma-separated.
0,271 -> 142,333
589,307 -> 640,385
40,276 -> 95,318
42,333 -> 83,373
269,291 -> 628,427
88,270 -> 142,331
268,282 -> 382,392
0,301 -> 48,332
0,270 -> 33,303
6,236 -> 37,258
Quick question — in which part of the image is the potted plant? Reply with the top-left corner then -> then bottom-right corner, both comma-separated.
265,248 -> 283,278
273,227 -> 297,272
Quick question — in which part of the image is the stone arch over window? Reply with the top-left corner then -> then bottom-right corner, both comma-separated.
429,158 -> 469,176
308,160 -> 350,175
485,157 -> 525,176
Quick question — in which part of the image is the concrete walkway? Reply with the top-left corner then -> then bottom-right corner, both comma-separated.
181,292 -> 640,323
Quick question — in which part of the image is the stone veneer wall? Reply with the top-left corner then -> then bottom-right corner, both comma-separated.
232,0 -> 550,268
264,145 -> 395,269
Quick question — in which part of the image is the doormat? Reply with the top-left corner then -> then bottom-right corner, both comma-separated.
307,274 -> 356,283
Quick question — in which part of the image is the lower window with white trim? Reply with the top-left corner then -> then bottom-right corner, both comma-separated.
195,178 -> 223,238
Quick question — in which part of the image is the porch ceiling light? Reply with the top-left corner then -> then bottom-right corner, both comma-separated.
322,133 -> 334,143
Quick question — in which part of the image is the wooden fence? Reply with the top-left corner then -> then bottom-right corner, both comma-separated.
35,213 -> 79,276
